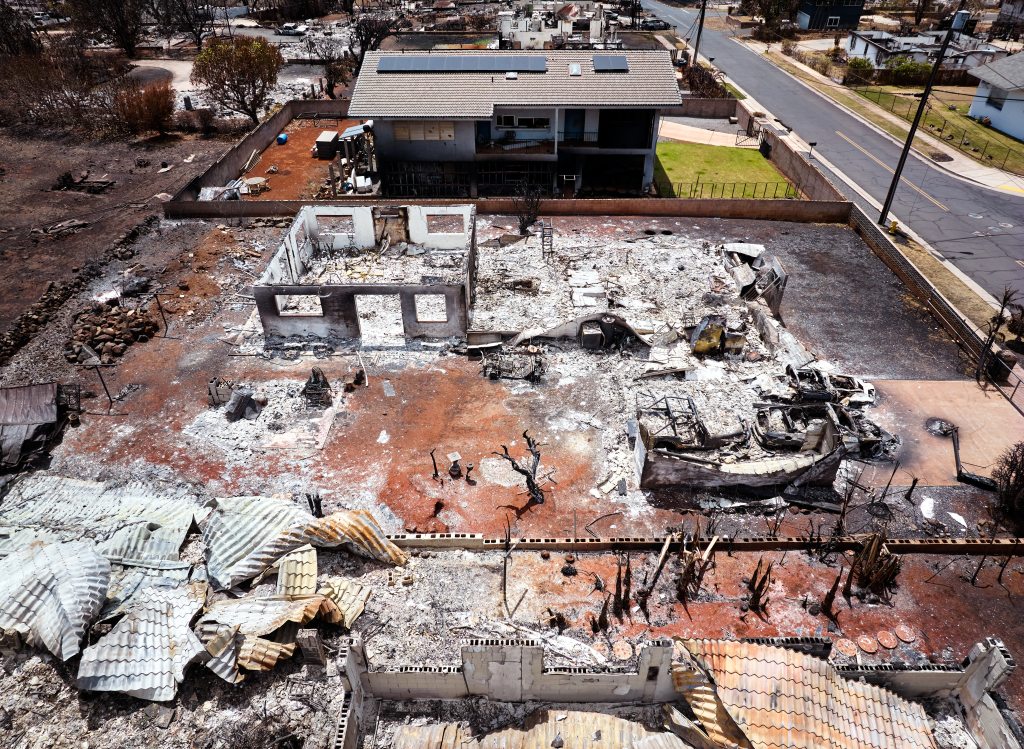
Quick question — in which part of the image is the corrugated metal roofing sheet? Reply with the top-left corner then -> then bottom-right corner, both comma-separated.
77,582 -> 207,702
318,577 -> 370,630
198,594 -> 341,636
0,383 -> 57,424
349,50 -> 682,119
203,495 -> 407,590
276,545 -> 318,597
0,475 -> 210,566
0,541 -> 110,660
0,383 -> 58,468
391,708 -> 695,749
682,639 -> 939,749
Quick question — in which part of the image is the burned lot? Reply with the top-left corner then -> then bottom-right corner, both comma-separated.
1,210 -> 1022,749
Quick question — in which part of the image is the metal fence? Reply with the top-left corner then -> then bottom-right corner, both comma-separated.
670,181 -> 798,199
855,88 -> 1024,176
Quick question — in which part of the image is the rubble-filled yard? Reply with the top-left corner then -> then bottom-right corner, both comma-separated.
2,210 -> 1023,747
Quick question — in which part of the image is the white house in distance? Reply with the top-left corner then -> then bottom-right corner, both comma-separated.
968,52 -> 1024,142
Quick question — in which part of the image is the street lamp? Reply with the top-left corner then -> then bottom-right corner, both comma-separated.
808,142 -> 817,159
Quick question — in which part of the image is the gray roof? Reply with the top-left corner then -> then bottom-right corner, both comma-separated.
349,50 -> 682,119
970,51 -> 1024,90
0,475 -> 210,566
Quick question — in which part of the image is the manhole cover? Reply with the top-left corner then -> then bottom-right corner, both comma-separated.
895,625 -> 917,643
924,417 -> 956,437
835,638 -> 858,658
878,631 -> 899,650
858,635 -> 879,654
612,640 -> 634,660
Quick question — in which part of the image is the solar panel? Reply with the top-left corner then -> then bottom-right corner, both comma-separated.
593,54 -> 629,72
376,55 -> 547,73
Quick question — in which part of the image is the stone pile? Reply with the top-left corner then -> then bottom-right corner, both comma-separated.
64,302 -> 159,364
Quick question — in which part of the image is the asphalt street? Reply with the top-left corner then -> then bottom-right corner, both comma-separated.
644,0 -> 1024,298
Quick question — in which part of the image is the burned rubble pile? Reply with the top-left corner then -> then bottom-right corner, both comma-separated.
0,476 -> 405,712
64,301 -> 160,365
471,222 -> 896,499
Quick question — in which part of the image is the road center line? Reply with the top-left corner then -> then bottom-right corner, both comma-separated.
834,131 -> 949,212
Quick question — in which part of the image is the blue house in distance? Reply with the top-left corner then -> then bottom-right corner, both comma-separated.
796,0 -> 865,30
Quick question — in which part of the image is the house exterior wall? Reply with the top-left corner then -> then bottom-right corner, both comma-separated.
968,81 -> 1024,141
797,0 -> 864,30
847,33 -> 886,66
372,119 -> 477,162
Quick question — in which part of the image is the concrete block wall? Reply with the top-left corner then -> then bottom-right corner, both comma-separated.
253,282 -> 469,339
362,639 -> 677,704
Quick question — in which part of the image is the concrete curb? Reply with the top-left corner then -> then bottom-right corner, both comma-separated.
741,38 -> 1024,199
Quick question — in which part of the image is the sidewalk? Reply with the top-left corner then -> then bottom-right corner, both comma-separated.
658,119 -> 740,147
742,39 -> 1024,196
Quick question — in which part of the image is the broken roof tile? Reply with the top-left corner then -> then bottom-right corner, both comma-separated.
682,639 -> 938,749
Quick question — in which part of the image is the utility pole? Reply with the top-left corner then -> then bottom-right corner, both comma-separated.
693,0 -> 708,62
878,0 -> 967,227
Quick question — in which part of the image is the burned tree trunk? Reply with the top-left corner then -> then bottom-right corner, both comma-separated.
493,430 -> 552,505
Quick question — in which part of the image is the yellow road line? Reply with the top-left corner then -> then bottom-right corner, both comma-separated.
834,130 -> 949,212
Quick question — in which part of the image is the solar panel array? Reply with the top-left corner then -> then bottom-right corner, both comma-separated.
377,55 -> 548,73
593,54 -> 629,72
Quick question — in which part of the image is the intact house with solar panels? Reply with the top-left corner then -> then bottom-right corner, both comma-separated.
347,49 -> 682,198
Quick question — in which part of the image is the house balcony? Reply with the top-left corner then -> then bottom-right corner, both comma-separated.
475,136 -> 556,156
557,130 -> 601,146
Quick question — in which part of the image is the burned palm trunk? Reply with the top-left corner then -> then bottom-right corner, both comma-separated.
745,557 -> 772,614
821,569 -> 843,621
492,430 -> 551,505
854,533 -> 902,597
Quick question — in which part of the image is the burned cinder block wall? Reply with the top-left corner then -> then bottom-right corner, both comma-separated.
253,204 -> 475,342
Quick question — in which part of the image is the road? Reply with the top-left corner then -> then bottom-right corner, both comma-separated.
644,0 -> 1024,299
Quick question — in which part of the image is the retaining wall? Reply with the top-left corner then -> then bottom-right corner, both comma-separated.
760,127 -> 847,201
173,99 -> 350,203
663,98 -> 739,118
166,195 -> 852,222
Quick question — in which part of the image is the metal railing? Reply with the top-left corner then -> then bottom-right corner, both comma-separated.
557,130 -> 601,145
855,87 -> 1024,176
475,137 -> 555,155
668,181 -> 798,199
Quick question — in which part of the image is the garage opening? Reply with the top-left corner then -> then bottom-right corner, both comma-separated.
355,295 -> 405,346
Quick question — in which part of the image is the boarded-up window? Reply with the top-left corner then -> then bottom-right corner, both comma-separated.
394,121 -> 454,141
415,294 -> 448,323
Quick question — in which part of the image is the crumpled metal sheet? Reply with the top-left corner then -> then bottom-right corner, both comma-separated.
196,594 -> 340,673
0,383 -> 58,469
201,624 -> 244,684
237,636 -> 296,672
318,577 -> 370,629
198,594 -> 342,637
276,545 -> 318,598
77,582 -> 208,702
203,495 -> 407,590
99,565 -> 192,621
0,475 -> 210,566
0,542 -> 110,660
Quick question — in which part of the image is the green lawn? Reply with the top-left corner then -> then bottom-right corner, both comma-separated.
654,141 -> 792,198
853,86 -> 1024,175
